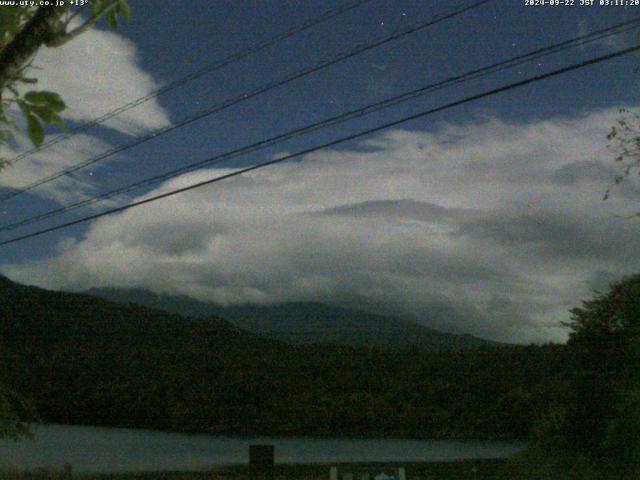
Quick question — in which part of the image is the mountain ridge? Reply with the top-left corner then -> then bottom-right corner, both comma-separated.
86,287 -> 501,351
0,273 -> 561,439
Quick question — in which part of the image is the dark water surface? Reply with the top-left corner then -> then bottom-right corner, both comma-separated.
0,424 -> 524,473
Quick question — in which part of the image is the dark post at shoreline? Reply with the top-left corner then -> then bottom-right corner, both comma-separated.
249,444 -> 275,480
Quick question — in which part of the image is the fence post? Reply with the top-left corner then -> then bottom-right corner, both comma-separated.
330,466 -> 338,480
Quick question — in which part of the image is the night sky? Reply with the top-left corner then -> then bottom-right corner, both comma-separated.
0,0 -> 639,343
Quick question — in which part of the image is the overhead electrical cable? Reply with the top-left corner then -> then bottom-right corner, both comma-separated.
3,0 -> 374,164
0,0 -> 492,203
0,19 -> 636,233
0,43 -> 637,248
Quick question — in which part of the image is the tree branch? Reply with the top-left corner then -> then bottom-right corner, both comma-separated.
46,1 -> 120,47
63,6 -> 85,28
0,6 -> 67,92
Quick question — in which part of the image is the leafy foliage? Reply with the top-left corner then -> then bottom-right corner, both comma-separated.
604,108 -> 640,213
92,0 -> 131,28
565,272 -> 640,343
16,91 -> 66,147
0,1 -> 130,438
0,1 -> 130,161
0,6 -> 36,51
510,274 -> 640,479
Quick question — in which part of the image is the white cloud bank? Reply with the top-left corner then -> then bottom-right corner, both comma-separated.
0,19 -> 172,202
0,131 -> 113,203
5,107 -> 640,344
29,19 -> 171,135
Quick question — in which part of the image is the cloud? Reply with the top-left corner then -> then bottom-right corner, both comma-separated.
0,131 -> 114,203
0,18 -> 172,203
577,18 -> 634,52
27,19 -> 172,135
314,199 -> 473,223
4,107 -> 640,344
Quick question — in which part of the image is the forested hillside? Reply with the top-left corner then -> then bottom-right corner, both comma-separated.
1,275 -> 566,440
87,288 -> 499,351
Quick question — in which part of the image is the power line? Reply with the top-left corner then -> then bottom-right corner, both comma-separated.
2,0 -> 374,165
0,0 -> 489,201
0,0 -> 492,203
0,19 -> 636,234
0,44 -> 636,248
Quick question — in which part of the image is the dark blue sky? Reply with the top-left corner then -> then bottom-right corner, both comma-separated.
0,0 -> 638,272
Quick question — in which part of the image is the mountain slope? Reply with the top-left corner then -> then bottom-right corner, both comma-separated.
0,275 -> 288,432
0,275 -> 563,439
87,288 -> 498,351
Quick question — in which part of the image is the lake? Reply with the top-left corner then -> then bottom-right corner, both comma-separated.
0,424 -> 524,473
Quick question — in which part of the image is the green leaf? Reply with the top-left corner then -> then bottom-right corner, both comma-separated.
16,98 -> 30,118
30,105 -> 65,129
18,98 -> 43,147
48,112 -> 65,130
29,105 -> 53,123
107,9 -> 118,29
91,0 -> 106,17
24,91 -> 65,112
26,114 -> 44,147
118,0 -> 131,21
